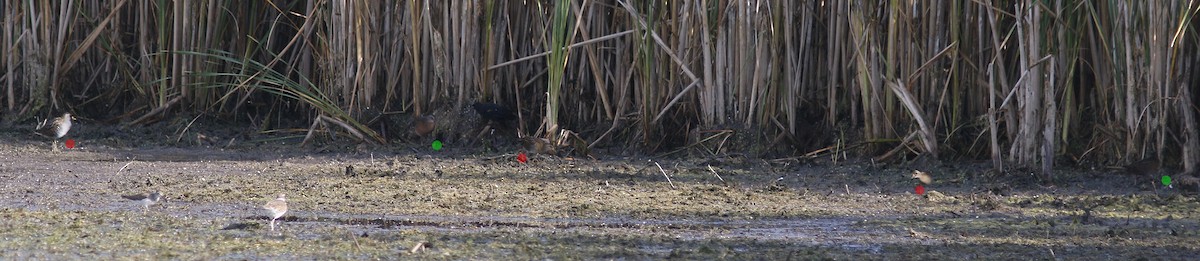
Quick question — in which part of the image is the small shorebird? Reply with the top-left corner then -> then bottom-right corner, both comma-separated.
122,191 -> 163,213
1124,157 -> 1161,176
35,113 -> 74,150
522,137 -> 557,155
911,170 -> 933,185
263,194 -> 288,231
1124,157 -> 1170,192
414,115 -> 435,137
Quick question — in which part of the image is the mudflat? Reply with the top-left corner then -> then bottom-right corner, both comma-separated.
0,132 -> 1196,259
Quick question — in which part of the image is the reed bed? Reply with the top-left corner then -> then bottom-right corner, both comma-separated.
1,0 -> 1196,177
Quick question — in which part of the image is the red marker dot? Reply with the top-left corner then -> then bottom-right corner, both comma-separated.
517,152 -> 528,163
65,139 -> 76,149
915,184 -> 925,195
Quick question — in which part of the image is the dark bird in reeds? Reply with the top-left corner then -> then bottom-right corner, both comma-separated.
472,102 -> 516,123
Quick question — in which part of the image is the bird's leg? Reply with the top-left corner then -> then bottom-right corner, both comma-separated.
475,124 -> 494,147
1152,179 -> 1160,195
476,125 -> 490,139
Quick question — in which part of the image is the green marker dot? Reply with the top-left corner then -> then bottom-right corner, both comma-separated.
1162,175 -> 1172,187
432,140 -> 443,151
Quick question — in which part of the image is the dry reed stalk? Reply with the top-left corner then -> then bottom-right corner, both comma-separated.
1012,2 -> 1047,174
848,2 -> 886,143
654,161 -> 675,189
887,80 -> 938,158
4,4 -> 13,111
407,0 -> 424,116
